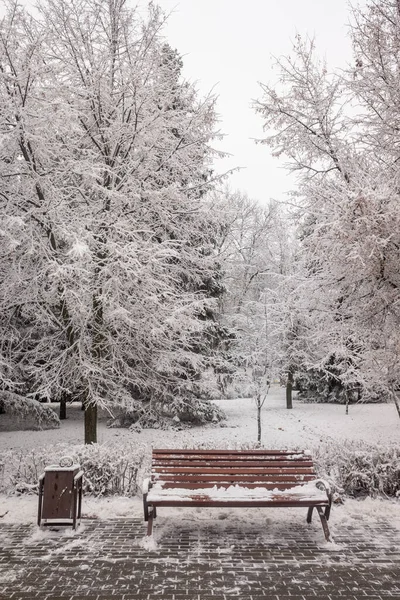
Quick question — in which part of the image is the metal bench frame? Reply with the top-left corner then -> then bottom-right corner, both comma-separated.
143,449 -> 332,541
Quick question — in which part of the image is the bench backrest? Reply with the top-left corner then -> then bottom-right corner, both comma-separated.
151,449 -> 316,490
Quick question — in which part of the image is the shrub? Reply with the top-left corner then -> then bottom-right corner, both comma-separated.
108,398 -> 225,429
170,397 -> 225,425
295,367 -> 390,404
1,441 -> 148,496
0,391 -> 60,431
312,441 -> 400,498
2,438 -> 400,499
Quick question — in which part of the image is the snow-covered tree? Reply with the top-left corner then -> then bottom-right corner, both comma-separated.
255,6 -> 400,408
0,0 -> 225,442
216,189 -> 294,402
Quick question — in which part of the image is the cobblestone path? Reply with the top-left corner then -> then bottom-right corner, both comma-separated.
1,516 -> 400,600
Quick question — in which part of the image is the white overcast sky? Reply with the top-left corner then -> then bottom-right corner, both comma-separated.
147,0 -> 366,204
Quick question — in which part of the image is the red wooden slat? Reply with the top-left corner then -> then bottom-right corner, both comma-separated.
152,453 -> 308,462
152,460 -> 314,468
148,499 -> 328,508
153,469 -> 315,477
152,474 -> 314,484
153,468 -> 314,476
158,480 -> 314,490
152,449 -> 306,455
152,456 -> 308,464
153,464 -> 314,473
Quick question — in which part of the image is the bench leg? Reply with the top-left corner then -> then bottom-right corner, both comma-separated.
72,486 -> 78,530
78,483 -> 83,520
306,506 -> 313,524
316,506 -> 332,542
324,504 -> 331,521
144,496 -> 156,521
143,494 -> 149,522
147,508 -> 154,536
37,478 -> 44,527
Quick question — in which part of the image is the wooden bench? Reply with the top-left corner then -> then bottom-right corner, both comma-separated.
143,449 -> 332,541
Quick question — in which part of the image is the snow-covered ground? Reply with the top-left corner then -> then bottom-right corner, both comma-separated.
1,483 -> 400,548
1,385 -> 399,452
1,386 -> 400,535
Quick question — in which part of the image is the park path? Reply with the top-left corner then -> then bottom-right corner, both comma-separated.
1,513 -> 400,600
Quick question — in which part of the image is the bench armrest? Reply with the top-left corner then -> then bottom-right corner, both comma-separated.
315,479 -> 332,502
143,478 -> 152,494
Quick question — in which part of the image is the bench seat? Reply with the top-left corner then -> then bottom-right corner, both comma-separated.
143,449 -> 332,541
147,483 -> 329,504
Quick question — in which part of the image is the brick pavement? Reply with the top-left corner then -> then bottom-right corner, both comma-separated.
0,513 -> 400,600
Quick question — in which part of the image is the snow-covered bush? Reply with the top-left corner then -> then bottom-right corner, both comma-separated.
0,392 -> 60,431
2,438 -> 399,499
312,441 -> 400,498
2,442 -> 148,496
165,397 -> 225,425
73,444 -> 148,496
108,397 -> 225,429
295,367 -> 389,404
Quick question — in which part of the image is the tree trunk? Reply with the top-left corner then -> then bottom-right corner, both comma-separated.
257,398 -> 262,445
393,394 -> 400,420
59,393 -> 67,420
84,402 -> 98,444
390,384 -> 400,420
286,369 -> 293,409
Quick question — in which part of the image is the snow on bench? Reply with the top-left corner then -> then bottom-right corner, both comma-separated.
142,449 -> 333,541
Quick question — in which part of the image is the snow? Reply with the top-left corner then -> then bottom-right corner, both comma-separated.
68,239 -> 90,259
147,480 -> 328,503
1,386 -> 399,454
0,495 -> 139,524
1,385 -> 400,534
44,464 -> 81,472
1,492 -> 400,537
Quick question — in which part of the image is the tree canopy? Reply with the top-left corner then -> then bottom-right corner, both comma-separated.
0,0 -> 227,441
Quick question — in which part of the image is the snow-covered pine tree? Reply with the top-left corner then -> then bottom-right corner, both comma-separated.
130,42 -> 229,420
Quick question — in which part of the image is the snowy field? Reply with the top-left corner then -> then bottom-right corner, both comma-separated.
1,385 -> 399,452
1,386 -> 400,539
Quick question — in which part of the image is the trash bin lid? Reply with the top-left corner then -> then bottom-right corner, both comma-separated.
44,464 -> 80,472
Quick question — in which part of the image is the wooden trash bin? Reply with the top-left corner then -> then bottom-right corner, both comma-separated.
38,458 -> 83,529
